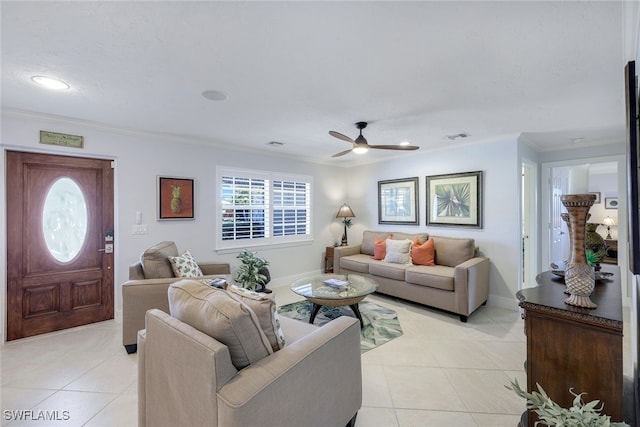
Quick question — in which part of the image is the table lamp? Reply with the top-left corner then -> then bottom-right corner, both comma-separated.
602,216 -> 615,240
336,203 -> 355,246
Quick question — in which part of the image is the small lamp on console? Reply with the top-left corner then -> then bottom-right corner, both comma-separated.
336,203 -> 355,246
602,216 -> 615,240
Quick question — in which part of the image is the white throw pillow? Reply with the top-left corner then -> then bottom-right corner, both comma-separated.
384,239 -> 413,264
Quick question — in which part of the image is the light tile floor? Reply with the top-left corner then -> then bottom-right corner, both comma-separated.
0,286 -> 631,426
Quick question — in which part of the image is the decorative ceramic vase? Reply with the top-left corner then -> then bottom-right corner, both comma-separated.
560,194 -> 597,308
585,222 -> 607,270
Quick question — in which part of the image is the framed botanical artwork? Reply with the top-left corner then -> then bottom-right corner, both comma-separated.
589,192 -> 601,204
426,171 -> 483,228
158,176 -> 195,220
604,197 -> 618,209
378,177 -> 419,225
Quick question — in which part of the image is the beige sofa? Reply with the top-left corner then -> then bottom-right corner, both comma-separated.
138,308 -> 362,427
334,231 -> 490,322
121,241 -> 230,353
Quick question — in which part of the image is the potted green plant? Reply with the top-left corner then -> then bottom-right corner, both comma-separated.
507,379 -> 629,426
235,249 -> 269,291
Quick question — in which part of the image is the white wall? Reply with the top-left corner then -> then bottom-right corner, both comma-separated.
0,111 -> 348,338
344,136 -> 522,309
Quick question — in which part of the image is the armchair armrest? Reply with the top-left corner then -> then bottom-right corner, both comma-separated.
333,245 -> 362,274
199,262 -> 231,275
122,278 -> 175,351
217,316 -> 362,427
454,257 -> 490,316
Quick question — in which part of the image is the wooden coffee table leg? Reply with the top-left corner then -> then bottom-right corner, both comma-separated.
309,303 -> 322,324
349,304 -> 364,328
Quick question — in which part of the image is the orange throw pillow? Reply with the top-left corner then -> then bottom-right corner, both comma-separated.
373,237 -> 386,260
373,235 -> 392,260
411,237 -> 435,266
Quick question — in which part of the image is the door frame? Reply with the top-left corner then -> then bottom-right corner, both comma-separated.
1,146 -> 118,343
521,160 -> 538,290
541,154 -> 629,301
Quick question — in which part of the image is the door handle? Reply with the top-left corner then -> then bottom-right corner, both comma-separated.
99,244 -> 114,254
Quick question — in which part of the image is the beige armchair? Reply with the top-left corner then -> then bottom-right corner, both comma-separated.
121,241 -> 230,353
138,309 -> 362,427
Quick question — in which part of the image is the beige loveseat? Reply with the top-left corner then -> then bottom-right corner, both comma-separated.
121,241 -> 230,353
138,283 -> 362,427
334,231 -> 490,322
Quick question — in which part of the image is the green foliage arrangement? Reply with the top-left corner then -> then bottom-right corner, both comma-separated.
235,249 -> 269,291
506,379 -> 628,427
585,249 -> 603,267
342,218 -> 353,228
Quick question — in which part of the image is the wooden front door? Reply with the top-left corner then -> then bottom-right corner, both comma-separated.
6,151 -> 114,341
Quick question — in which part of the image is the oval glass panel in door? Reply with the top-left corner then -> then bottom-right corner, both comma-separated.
42,177 -> 88,262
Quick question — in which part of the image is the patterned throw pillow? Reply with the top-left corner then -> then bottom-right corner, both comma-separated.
227,284 -> 285,351
168,250 -> 204,278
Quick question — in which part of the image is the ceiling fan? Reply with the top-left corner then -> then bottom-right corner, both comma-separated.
328,122 -> 419,157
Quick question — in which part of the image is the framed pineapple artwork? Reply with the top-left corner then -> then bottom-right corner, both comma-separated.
157,176 -> 195,220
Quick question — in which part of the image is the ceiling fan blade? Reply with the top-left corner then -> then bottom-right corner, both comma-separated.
331,148 -> 354,157
369,145 -> 420,151
329,131 -> 354,143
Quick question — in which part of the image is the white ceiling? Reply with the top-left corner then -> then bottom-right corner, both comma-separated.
1,1 -> 637,166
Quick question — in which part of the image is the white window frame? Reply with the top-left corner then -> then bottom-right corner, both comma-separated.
216,167 -> 313,250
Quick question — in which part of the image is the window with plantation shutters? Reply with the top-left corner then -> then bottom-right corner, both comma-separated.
217,167 -> 312,249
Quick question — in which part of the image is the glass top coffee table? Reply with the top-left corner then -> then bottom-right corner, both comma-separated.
290,274 -> 378,328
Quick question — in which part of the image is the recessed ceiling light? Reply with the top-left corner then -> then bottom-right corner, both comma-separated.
399,141 -> 411,146
571,137 -> 585,144
202,90 -> 228,101
31,76 -> 69,90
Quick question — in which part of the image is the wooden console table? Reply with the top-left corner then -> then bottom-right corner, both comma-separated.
516,265 -> 623,426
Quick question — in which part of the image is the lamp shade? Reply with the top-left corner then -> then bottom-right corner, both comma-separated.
603,217 -> 615,227
336,204 -> 355,218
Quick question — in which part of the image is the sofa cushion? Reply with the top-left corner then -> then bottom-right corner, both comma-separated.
405,265 -> 455,291
168,279 -> 273,370
384,239 -> 412,264
361,231 -> 393,256
369,261 -> 411,281
411,238 -> 435,266
393,232 -> 428,244
140,241 -> 179,279
340,254 -> 373,273
432,236 -> 476,267
169,250 -> 204,278
227,284 -> 285,352
373,235 -> 392,260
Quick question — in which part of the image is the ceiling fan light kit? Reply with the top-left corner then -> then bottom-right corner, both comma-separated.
328,121 -> 419,157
